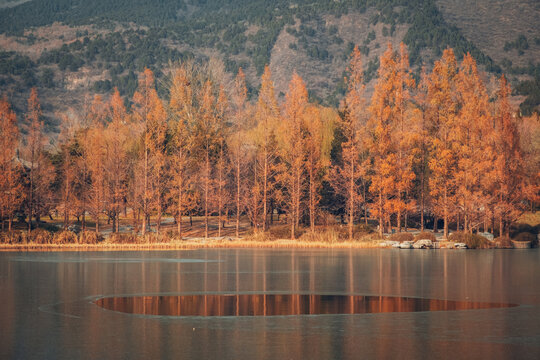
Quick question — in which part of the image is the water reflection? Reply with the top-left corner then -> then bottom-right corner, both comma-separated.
95,294 -> 517,316
1,250 -> 539,360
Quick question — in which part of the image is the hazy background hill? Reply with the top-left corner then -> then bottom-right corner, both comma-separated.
0,0 -> 538,134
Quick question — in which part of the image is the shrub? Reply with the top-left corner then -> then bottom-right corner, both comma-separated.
165,230 -> 182,241
510,223 -> 537,237
495,236 -> 513,249
318,211 -> 338,226
328,224 -> 375,241
268,225 -> 305,240
108,233 -> 137,244
246,231 -> 272,242
390,232 -> 414,243
28,228 -> 53,244
510,222 -> 538,247
41,223 -> 60,233
448,232 -> 492,249
79,231 -> 103,244
0,231 -> 25,244
513,232 -> 536,243
300,228 -> 340,243
355,223 -> 374,234
414,232 -> 436,241
53,231 -> 78,244
143,233 -> 169,243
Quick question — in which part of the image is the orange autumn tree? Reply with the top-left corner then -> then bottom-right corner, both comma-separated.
392,43 -> 416,232
57,113 -> 80,230
193,80 -> 219,239
84,95 -> 107,232
132,68 -> 163,234
23,88 -> 54,232
493,75 -> 524,236
332,46 -> 366,240
168,64 -> 194,237
228,68 -> 250,238
104,88 -> 129,233
304,106 -> 336,233
518,114 -> 540,212
254,65 -> 280,232
0,97 -> 23,231
427,49 -> 459,239
147,90 -> 168,234
279,72 -> 308,239
454,53 -> 495,232
215,85 -> 229,237
411,67 -> 431,231
368,44 -> 398,237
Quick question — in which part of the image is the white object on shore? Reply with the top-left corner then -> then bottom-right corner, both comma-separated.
399,241 -> 413,249
413,239 -> 433,249
380,241 -> 400,248
480,232 -> 494,241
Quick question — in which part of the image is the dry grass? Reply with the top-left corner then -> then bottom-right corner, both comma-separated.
0,234 -> 384,252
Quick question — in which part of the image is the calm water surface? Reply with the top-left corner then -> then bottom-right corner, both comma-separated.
1,249 -> 539,359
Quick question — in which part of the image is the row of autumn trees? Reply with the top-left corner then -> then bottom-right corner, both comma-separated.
0,43 -> 538,239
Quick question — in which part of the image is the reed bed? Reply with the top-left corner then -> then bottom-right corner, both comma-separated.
0,237 -> 382,252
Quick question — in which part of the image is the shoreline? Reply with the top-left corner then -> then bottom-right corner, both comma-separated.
0,239 -> 383,252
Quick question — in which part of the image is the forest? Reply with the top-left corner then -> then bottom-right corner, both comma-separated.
0,43 -> 538,244
2,1 -> 539,117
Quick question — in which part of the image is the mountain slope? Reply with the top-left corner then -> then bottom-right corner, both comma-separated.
0,0 -> 538,132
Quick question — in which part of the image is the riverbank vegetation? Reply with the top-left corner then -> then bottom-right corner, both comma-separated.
0,43 -> 538,246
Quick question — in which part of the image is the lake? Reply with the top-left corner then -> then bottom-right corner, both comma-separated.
1,249 -> 539,359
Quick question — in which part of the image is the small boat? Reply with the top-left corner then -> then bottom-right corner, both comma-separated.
454,242 -> 468,249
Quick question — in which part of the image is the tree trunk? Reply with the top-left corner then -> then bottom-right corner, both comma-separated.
309,164 -> 315,233
204,147 -> 209,239
236,154 -> 240,238
420,156 -> 425,232
443,186 -> 448,239
349,159 -> 354,241
263,148 -> 268,232
378,188 -> 383,238
404,208 -> 408,232
363,183 -> 368,226
142,144 -> 148,235
295,167 -> 301,228
218,144 -> 223,237
157,203 -> 162,235
397,207 -> 402,232
82,190 -> 86,232
290,213 -> 295,240
178,190 -> 183,238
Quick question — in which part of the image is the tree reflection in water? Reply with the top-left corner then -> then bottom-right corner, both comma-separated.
95,294 -> 517,316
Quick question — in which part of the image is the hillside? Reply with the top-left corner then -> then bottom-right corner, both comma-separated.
0,0 -> 538,133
